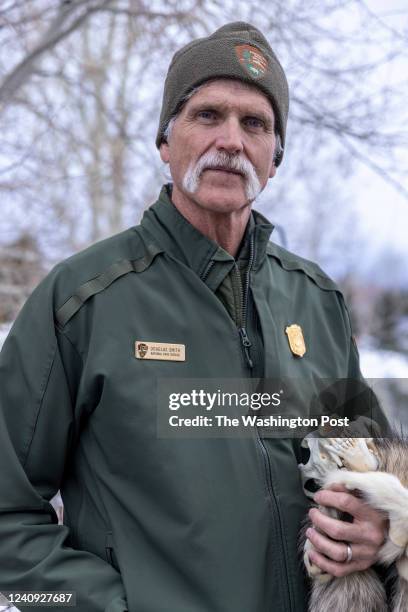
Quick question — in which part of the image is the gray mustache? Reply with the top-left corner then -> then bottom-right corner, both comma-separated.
182,150 -> 262,202
198,153 -> 252,177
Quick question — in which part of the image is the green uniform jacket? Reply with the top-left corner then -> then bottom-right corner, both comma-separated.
0,186 -> 363,612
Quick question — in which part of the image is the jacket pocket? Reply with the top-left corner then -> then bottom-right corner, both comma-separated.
105,531 -> 120,571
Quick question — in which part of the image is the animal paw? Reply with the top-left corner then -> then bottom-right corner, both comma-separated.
323,469 -> 361,491
325,437 -> 379,472
389,519 -> 408,549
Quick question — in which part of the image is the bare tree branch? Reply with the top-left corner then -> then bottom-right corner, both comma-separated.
0,0 -> 113,108
338,134 -> 408,200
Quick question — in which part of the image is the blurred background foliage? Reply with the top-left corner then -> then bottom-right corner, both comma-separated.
0,0 -> 407,364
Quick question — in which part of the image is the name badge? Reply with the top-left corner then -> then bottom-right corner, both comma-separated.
135,341 -> 185,361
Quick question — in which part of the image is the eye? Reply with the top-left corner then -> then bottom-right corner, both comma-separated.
243,116 -> 265,130
196,110 -> 217,122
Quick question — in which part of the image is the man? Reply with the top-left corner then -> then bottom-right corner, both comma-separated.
0,22 -> 386,612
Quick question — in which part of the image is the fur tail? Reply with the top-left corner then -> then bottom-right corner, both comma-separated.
308,569 -> 387,612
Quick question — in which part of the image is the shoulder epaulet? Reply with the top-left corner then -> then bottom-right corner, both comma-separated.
266,242 -> 340,293
55,228 -> 162,328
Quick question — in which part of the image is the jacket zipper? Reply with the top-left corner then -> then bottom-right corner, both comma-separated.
241,233 -> 293,611
201,246 -> 255,370
201,230 -> 293,610
235,233 -> 255,370
256,430 -> 293,611
238,327 -> 253,369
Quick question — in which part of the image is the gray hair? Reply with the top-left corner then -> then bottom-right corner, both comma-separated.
162,81 -> 284,165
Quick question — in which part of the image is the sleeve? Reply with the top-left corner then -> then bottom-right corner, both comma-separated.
0,274 -> 128,612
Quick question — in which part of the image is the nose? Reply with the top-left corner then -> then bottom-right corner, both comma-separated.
214,117 -> 244,155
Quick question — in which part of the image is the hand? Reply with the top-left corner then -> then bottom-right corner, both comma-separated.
306,484 -> 387,578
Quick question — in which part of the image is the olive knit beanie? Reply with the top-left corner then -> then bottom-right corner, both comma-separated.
156,21 -> 289,166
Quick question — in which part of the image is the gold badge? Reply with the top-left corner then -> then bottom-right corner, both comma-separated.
285,324 -> 306,358
135,341 -> 185,362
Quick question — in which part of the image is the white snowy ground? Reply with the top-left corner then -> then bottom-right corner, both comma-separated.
0,323 -> 11,348
358,342 -> 408,431
359,345 -> 408,378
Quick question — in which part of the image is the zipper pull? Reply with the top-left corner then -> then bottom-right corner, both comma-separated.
239,327 -> 253,369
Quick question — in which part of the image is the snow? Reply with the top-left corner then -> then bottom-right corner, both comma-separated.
0,323 -> 11,348
0,603 -> 18,612
359,347 -> 408,378
357,343 -> 408,431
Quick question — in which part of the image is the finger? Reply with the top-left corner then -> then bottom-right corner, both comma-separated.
309,507 -> 360,542
307,548 -> 370,578
312,493 -> 387,547
306,529 -> 378,562
325,483 -> 352,493
320,486 -> 387,525
314,489 -> 364,517
306,528 -> 348,562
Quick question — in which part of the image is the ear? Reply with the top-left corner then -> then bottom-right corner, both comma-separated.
269,162 -> 277,178
160,142 -> 170,164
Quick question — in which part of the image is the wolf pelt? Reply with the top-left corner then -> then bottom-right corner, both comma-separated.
300,437 -> 408,612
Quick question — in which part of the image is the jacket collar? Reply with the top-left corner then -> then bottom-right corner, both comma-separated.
140,184 -> 274,279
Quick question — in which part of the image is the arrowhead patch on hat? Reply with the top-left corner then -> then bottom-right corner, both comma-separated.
235,44 -> 268,78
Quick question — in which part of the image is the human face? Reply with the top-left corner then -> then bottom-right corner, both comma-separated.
160,79 -> 277,215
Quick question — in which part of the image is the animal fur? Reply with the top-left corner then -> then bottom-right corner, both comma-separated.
300,437 -> 408,612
